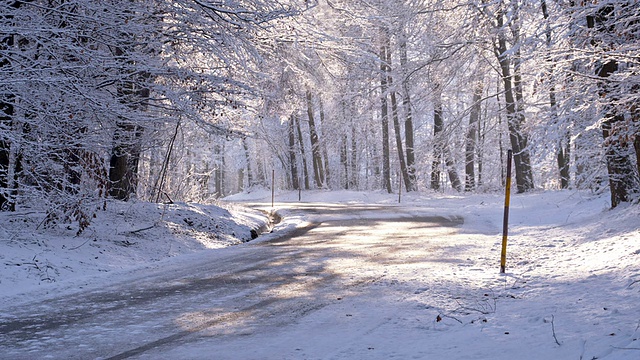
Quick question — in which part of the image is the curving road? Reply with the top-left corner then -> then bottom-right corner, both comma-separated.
0,204 -> 463,360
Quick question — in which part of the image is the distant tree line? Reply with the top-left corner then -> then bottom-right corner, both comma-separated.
0,0 -> 637,232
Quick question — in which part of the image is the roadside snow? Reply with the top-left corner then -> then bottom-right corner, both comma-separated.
0,189 -> 639,359
0,199 -> 268,298
230,189 -> 640,359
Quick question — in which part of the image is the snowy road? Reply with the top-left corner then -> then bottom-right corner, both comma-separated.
0,204 -> 464,360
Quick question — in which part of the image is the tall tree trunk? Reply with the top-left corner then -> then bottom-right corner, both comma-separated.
598,61 -> 637,207
288,115 -> 299,190
109,122 -> 143,200
634,101 -> 640,176
319,97 -> 330,188
202,160 -> 210,199
588,5 -> 639,207
431,89 -> 462,193
379,31 -> 392,193
630,84 -> 640,177
386,49 -> 411,193
0,98 -> 16,211
390,89 -> 411,193
108,45 -> 148,200
399,29 -> 416,192
294,114 -> 310,190
340,134 -> 348,189
242,137 -> 253,189
477,107 -> 486,188
635,135 -> 640,177
306,90 -> 324,188
431,91 -> 443,191
494,7 -> 534,193
556,129 -> 571,189
445,150 -> 462,192
256,155 -> 266,187
350,123 -> 358,189
465,81 -> 482,191
0,2 -> 25,211
542,0 -> 570,189
496,78 -> 506,187
214,143 -> 224,198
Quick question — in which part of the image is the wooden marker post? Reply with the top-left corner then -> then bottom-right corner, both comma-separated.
500,150 -> 513,274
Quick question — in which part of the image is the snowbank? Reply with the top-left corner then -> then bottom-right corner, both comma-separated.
0,200 -> 268,298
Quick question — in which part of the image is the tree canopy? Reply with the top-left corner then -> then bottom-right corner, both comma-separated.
0,0 -> 638,230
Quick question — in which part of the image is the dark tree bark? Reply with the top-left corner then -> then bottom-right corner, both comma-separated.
242,137 -> 253,189
477,108 -> 486,188
633,133 -> 640,174
445,152 -> 462,192
214,143 -> 224,198
465,81 -> 482,191
379,32 -> 392,193
306,91 -> 324,188
634,99 -> 640,176
493,7 -> 534,193
390,89 -> 411,193
587,4 -> 639,207
430,90 -> 462,193
109,123 -> 142,200
340,134 -> 349,189
597,61 -> 637,207
288,115 -> 299,190
350,124 -> 358,189
431,94 -> 444,191
108,43 -> 149,200
0,1 -> 27,211
399,30 -> 416,191
541,0 -> 570,189
319,97 -> 330,188
385,46 -> 411,193
294,114 -> 310,190
0,98 -> 16,211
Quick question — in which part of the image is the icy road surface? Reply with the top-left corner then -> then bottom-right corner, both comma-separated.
0,204 -> 464,359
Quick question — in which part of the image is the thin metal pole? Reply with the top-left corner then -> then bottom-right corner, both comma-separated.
500,149 -> 513,273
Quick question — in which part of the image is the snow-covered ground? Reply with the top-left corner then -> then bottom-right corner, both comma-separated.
1,189 -> 639,359
0,199 -> 269,298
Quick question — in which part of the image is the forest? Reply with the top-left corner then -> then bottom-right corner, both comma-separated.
0,0 -> 638,231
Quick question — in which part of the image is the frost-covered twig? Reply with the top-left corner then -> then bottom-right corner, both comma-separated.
126,224 -> 155,234
438,313 -> 463,324
454,296 -> 497,315
68,238 -> 91,250
551,315 -> 561,346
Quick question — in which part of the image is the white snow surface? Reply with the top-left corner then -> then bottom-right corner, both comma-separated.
1,189 -> 639,359
0,199 -> 268,298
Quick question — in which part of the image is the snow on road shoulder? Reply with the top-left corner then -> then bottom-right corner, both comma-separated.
243,189 -> 639,359
0,199 -> 269,299
167,189 -> 640,360
0,189 -> 638,359
410,190 -> 640,360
